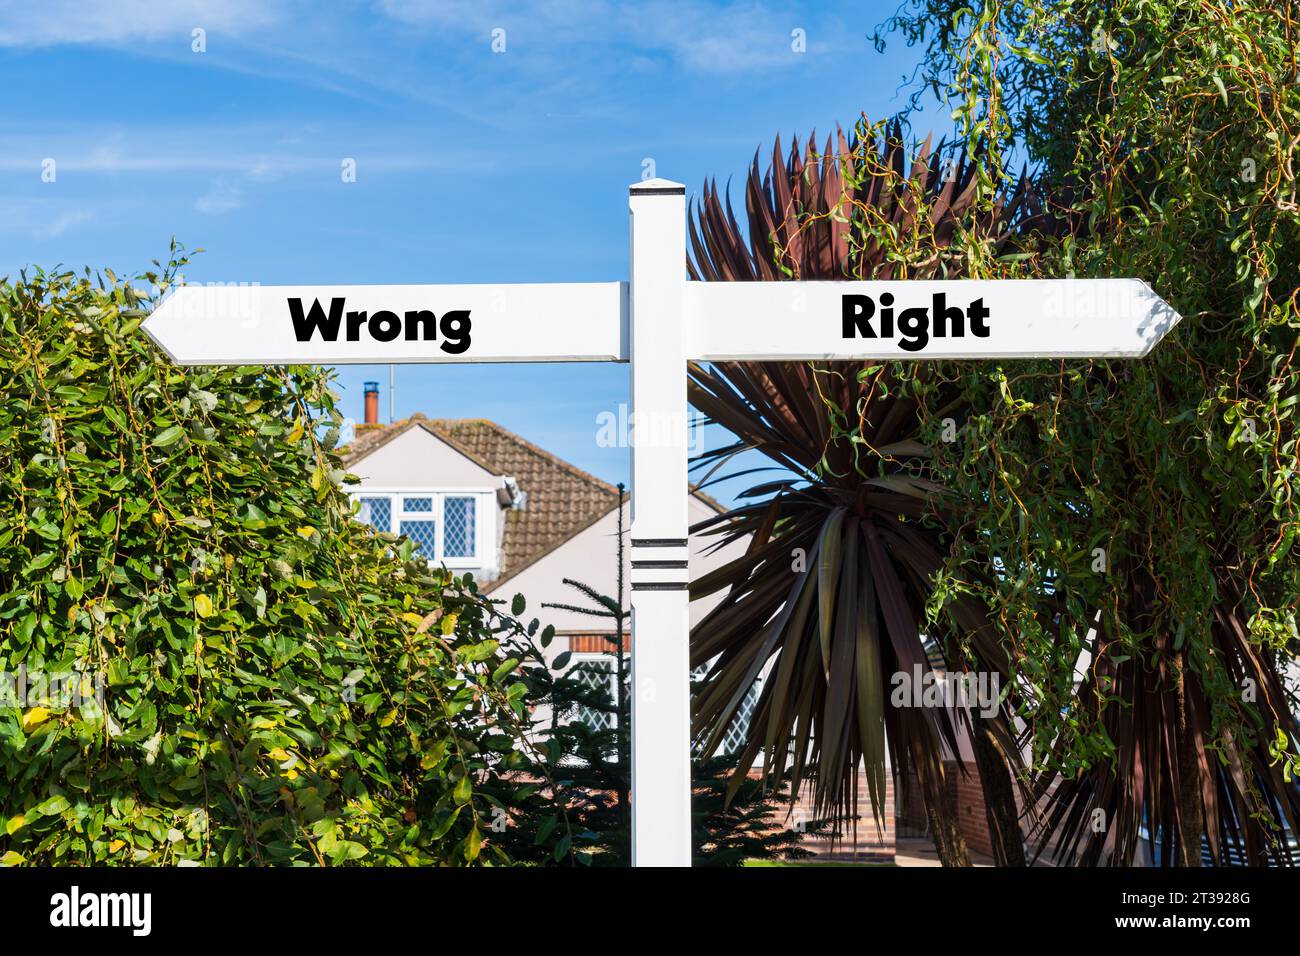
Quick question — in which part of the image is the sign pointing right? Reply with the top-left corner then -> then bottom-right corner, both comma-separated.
687,278 -> 1181,361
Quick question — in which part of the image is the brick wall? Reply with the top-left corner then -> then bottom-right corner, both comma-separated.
768,770 -> 896,864
896,760 -> 1015,862
565,634 -> 628,653
947,760 -> 995,859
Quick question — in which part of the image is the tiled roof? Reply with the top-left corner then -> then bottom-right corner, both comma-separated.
342,415 -> 619,579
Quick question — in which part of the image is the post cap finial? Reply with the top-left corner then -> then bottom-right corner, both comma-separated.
629,177 -> 685,195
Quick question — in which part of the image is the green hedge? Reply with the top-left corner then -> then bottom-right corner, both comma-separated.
0,254 -> 555,865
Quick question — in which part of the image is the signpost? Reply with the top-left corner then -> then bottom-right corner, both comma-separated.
143,178 -> 1182,868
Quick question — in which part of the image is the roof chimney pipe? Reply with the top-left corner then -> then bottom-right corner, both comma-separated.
363,381 -> 379,425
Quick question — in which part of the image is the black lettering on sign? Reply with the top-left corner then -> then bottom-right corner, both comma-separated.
841,294 -> 876,338
289,296 -> 344,340
288,298 -> 473,354
841,292 -> 990,352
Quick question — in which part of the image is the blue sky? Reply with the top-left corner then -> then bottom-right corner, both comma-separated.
0,0 -> 939,500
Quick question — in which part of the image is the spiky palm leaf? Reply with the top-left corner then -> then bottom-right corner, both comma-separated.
686,119 -> 1048,841
1028,570 -> 1300,866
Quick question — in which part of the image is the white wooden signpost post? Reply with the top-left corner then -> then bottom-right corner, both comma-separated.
144,178 -> 1182,868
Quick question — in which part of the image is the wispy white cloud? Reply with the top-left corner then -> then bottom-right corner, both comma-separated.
0,0 -> 287,47
35,206 -> 95,239
377,0 -> 836,73
0,126 -> 490,178
0,198 -> 97,240
0,0 -> 828,75
194,180 -> 243,215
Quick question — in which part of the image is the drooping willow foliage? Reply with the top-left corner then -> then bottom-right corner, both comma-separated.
874,1 -> 1300,864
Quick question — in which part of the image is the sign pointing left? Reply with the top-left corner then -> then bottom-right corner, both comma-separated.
142,281 -> 629,365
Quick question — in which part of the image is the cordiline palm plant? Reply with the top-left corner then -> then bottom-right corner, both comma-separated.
687,117 -> 1053,865
1029,567 -> 1300,867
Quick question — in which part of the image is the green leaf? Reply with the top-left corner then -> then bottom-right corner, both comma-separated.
35,795 -> 70,817
24,552 -> 56,574
1211,73 -> 1228,106
152,425 -> 184,447
552,834 -> 572,862
491,658 -> 519,684
534,815 -> 558,845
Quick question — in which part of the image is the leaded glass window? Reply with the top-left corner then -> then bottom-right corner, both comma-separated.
571,658 -> 619,731
351,492 -> 483,565
443,496 -> 476,557
400,519 -> 437,557
357,497 -> 391,533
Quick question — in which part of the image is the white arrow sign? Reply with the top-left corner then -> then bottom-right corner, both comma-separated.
144,281 -> 628,364
687,277 -> 1180,361
143,178 -> 1182,869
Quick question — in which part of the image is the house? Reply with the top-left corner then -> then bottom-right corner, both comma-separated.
340,382 -> 749,667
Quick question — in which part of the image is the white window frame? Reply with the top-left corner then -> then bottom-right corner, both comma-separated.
566,651 -> 626,731
350,488 -> 492,570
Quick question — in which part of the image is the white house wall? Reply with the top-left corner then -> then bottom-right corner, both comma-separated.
499,494 -> 749,655
348,426 -> 501,487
